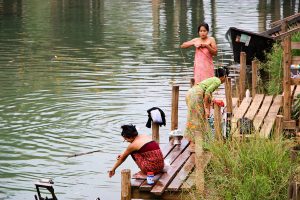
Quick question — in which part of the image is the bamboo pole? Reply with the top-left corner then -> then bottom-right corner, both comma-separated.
121,169 -> 131,200
194,130 -> 204,194
214,104 -> 222,141
274,115 -> 283,140
252,60 -> 258,97
171,85 -> 179,131
239,52 -> 247,102
225,77 -> 233,113
152,122 -> 159,143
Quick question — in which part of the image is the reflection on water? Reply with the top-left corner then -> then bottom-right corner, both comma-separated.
0,0 -> 298,199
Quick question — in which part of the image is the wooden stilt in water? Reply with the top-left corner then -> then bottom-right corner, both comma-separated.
121,169 -> 131,200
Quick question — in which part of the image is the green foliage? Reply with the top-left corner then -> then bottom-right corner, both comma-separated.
260,32 -> 300,95
260,43 -> 283,95
201,139 -> 296,200
292,95 -> 300,120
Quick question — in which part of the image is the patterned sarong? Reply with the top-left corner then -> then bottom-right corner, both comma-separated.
131,141 -> 164,174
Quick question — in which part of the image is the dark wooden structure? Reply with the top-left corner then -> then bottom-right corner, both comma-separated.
226,13 -> 300,65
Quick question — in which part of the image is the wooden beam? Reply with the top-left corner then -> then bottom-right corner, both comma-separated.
244,94 -> 265,120
231,97 -> 252,137
259,95 -> 283,138
121,169 -> 131,200
214,104 -> 222,140
291,42 -> 300,50
291,78 -> 300,85
282,30 -> 292,121
253,96 -> 273,131
270,13 -> 300,27
274,26 -> 300,40
225,77 -> 233,113
252,60 -> 258,97
283,120 -> 297,129
239,52 -> 247,102
171,85 -> 179,131
152,122 -> 159,143
274,115 -> 283,140
167,154 -> 195,191
150,151 -> 191,195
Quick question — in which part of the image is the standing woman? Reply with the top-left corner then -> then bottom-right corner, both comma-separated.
180,22 -> 217,84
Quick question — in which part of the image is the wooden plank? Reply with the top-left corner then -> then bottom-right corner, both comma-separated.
291,85 -> 296,99
233,97 -> 252,119
160,142 -> 176,158
131,179 -> 145,189
232,97 -> 238,108
270,13 -> 300,27
181,171 -> 195,190
294,85 -> 300,98
283,120 -> 297,129
244,94 -> 265,120
231,97 -> 252,137
253,96 -> 273,131
292,56 -> 300,65
131,188 -> 184,200
180,151 -> 212,190
167,154 -> 195,191
291,78 -> 300,85
273,26 -> 300,40
259,95 -> 283,138
138,140 -> 189,191
150,151 -> 191,195
292,42 -> 300,50
164,139 -> 189,165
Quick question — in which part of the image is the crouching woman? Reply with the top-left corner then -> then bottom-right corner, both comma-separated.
185,68 -> 228,151
108,124 -> 164,177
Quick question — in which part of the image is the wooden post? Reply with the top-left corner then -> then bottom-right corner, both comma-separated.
282,22 -> 292,121
121,169 -> 131,200
171,85 -> 179,131
190,78 -> 195,88
274,115 -> 283,140
239,52 -> 247,103
214,104 -> 222,141
252,60 -> 258,97
236,77 -> 241,106
152,122 -> 159,143
225,77 -> 233,113
194,130 -> 204,194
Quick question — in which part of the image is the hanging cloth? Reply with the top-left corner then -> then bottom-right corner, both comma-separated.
146,107 -> 166,128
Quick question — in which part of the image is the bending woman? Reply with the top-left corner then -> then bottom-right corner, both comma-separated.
180,22 -> 217,84
108,124 -> 164,177
185,68 -> 228,150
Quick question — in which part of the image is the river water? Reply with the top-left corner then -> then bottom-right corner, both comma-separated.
0,0 -> 298,199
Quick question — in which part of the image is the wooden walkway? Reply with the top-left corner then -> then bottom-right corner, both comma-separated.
125,139 -> 211,200
229,83 -> 300,139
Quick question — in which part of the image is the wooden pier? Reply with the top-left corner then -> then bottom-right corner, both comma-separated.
119,19 -> 300,200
